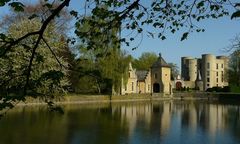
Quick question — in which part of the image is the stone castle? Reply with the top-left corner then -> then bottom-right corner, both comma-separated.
121,54 -> 172,95
121,53 -> 229,95
173,54 -> 229,91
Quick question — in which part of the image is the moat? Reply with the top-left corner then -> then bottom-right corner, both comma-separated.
0,101 -> 240,144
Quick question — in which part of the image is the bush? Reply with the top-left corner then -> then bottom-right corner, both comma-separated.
206,86 -> 230,92
222,86 -> 231,92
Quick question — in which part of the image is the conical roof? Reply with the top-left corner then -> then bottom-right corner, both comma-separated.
196,70 -> 202,81
151,53 -> 171,68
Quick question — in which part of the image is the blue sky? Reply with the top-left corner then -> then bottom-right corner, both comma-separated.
127,17 -> 240,67
67,0 -> 240,67
0,0 -> 239,68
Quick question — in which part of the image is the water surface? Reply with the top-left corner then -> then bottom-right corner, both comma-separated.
0,101 -> 240,144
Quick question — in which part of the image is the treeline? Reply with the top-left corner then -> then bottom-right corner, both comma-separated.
0,2 -> 132,96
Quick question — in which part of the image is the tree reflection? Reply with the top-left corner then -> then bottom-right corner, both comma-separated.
0,101 -> 240,144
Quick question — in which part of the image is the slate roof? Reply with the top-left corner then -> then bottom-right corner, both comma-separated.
151,53 -> 171,68
136,70 -> 148,81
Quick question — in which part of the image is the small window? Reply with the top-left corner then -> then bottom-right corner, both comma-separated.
207,63 -> 210,69
216,78 -> 218,83
216,63 -> 218,69
148,84 -> 150,91
207,71 -> 210,76
129,72 -> 131,78
207,78 -> 210,82
165,74 -> 167,76
222,64 -> 224,68
132,82 -> 134,91
125,85 -> 127,91
207,84 -> 210,87
216,72 -> 218,76
154,73 -> 158,79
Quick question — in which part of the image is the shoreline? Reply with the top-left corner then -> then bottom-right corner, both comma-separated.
15,92 -> 240,106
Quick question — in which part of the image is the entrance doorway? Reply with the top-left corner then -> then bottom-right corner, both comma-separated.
153,83 -> 160,93
176,81 -> 182,90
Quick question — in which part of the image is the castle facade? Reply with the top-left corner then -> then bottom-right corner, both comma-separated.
121,54 -> 172,95
174,54 -> 229,91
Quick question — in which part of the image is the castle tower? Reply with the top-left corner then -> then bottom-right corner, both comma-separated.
181,57 -> 197,81
151,53 -> 171,94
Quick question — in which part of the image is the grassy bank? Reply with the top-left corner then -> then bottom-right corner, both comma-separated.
17,92 -> 240,106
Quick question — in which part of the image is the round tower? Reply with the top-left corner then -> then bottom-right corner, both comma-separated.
202,54 -> 215,90
181,57 -> 193,81
188,59 -> 197,81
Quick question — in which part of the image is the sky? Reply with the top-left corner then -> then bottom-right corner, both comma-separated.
68,0 -> 240,68
0,0 -> 239,68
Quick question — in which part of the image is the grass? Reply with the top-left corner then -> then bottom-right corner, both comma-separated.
230,85 -> 240,93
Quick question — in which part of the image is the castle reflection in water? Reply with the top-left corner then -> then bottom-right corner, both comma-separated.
110,101 -> 240,140
0,101 -> 240,144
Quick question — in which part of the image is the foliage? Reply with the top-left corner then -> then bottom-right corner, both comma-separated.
0,2 -> 72,112
168,63 -> 179,80
206,86 -> 230,92
0,18 -> 69,95
132,52 -> 158,70
73,45 -> 131,94
0,0 -> 239,112
230,85 -> 240,93
227,35 -> 240,86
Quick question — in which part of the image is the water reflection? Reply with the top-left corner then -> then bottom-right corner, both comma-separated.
0,101 -> 240,144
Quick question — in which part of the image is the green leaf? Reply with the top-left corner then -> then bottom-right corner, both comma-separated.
235,3 -> 240,7
161,36 -> 166,40
0,0 -> 10,7
0,33 -> 7,40
43,3 -> 52,9
181,32 -> 188,41
70,10 -> 78,17
231,11 -> 240,19
28,14 -> 38,20
196,1 -> 204,8
9,2 -> 25,12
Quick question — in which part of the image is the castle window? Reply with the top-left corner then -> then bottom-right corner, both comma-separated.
216,78 -> 218,83
207,63 -> 210,69
154,73 -> 158,79
221,71 -> 224,82
129,72 -> 131,78
216,72 -> 218,76
132,82 -> 134,91
207,78 -> 210,82
148,84 -> 150,91
207,71 -> 210,76
125,85 -> 127,91
207,84 -> 210,87
222,64 -> 224,68
216,63 -> 218,69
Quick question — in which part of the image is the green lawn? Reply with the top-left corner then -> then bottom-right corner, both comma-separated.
230,85 -> 240,93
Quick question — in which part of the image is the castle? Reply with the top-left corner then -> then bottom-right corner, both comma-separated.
121,54 -> 172,95
173,54 -> 229,91
121,53 -> 229,95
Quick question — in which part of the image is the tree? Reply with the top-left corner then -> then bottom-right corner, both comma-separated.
227,35 -> 240,86
0,2 -> 72,113
0,0 -> 239,112
132,52 -> 158,70
168,63 -> 180,80
0,17 -> 69,93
